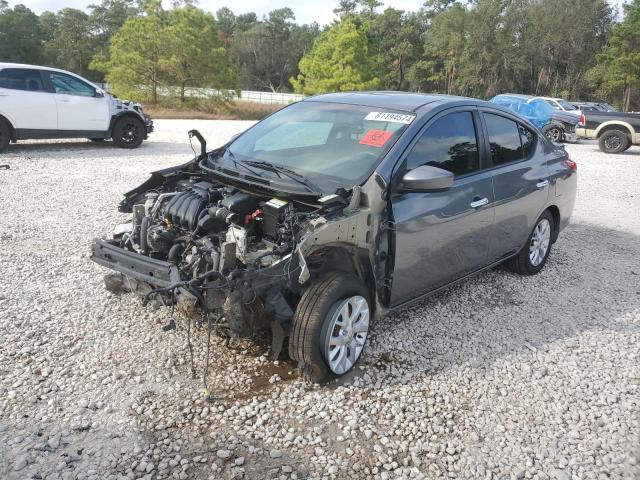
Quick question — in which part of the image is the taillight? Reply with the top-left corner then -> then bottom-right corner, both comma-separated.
565,158 -> 577,171
578,113 -> 585,127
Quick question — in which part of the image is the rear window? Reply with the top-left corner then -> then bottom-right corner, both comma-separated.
0,68 -> 45,92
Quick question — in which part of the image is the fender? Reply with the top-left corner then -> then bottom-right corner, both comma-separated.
594,120 -> 635,137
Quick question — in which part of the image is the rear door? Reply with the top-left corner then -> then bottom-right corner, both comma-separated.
479,110 -> 550,262
0,68 -> 57,130
45,71 -> 109,132
389,109 -> 495,306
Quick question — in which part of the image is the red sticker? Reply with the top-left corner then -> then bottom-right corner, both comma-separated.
359,129 -> 393,148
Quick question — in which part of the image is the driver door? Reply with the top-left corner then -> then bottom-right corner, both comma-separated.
389,109 -> 495,306
45,71 -> 109,132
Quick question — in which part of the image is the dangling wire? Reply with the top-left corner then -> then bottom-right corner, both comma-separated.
203,310 -> 213,401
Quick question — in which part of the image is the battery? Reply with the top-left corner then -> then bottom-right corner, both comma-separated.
262,198 -> 289,240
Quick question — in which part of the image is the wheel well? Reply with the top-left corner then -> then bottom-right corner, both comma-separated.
304,245 -> 377,309
0,115 -> 16,141
546,205 -> 560,242
597,124 -> 632,139
109,112 -> 142,133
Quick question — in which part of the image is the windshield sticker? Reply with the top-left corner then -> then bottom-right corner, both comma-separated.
359,129 -> 393,148
365,111 -> 415,124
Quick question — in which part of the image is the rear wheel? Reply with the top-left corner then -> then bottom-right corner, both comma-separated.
506,210 -> 554,275
112,116 -> 144,149
543,124 -> 563,143
0,119 -> 10,153
289,273 -> 371,383
598,130 -> 629,154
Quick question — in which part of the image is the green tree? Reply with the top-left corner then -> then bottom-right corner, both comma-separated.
88,0 -> 140,52
229,8 -> 318,92
0,4 -> 44,64
292,17 -> 379,94
592,0 -> 640,110
163,6 -> 237,101
93,2 -> 168,102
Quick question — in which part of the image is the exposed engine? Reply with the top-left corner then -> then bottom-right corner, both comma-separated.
116,179 -> 305,277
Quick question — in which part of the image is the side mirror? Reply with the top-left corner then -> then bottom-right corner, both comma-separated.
400,165 -> 454,192
95,89 -> 104,98
230,132 -> 243,142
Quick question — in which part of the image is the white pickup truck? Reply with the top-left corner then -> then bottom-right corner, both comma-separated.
0,63 -> 153,152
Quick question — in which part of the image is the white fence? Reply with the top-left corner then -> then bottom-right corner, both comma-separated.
154,86 -> 305,105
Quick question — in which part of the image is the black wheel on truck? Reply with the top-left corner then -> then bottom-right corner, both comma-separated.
598,130 -> 629,154
0,119 -> 10,153
112,116 -> 145,149
542,123 -> 563,143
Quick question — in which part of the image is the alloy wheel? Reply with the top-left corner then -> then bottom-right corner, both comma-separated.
547,127 -> 561,142
322,295 -> 370,375
529,218 -> 551,267
604,135 -> 621,151
121,123 -> 141,145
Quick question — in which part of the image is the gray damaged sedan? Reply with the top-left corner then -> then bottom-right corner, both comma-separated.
91,92 -> 577,382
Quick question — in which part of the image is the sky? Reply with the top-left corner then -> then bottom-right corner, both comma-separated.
17,0 -> 428,26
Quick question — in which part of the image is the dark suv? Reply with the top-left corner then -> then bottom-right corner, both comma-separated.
91,92 -> 577,382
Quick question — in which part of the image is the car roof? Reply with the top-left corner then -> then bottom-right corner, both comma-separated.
303,91 -> 479,113
0,62 -> 72,75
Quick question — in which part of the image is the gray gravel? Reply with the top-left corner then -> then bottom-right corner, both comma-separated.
0,120 -> 638,480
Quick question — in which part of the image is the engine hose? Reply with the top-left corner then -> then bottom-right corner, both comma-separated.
167,243 -> 185,264
140,216 -> 151,254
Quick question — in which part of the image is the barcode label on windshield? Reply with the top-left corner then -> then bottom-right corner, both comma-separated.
365,112 -> 415,124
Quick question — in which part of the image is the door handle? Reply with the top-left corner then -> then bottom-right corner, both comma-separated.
470,197 -> 489,209
536,180 -> 549,190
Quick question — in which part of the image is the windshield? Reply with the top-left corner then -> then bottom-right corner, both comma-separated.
557,99 -> 577,110
222,102 -> 413,193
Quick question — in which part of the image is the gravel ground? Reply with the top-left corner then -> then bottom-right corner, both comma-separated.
0,120 -> 638,480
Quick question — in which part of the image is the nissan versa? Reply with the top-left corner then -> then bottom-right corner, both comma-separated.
91,92 -> 577,382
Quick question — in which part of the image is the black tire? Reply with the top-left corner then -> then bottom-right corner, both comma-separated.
506,210 -> 555,275
598,130 -> 629,154
542,123 -> 563,143
112,116 -> 144,149
0,119 -> 10,153
289,273 -> 370,383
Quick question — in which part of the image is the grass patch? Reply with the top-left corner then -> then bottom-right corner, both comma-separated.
144,97 -> 285,121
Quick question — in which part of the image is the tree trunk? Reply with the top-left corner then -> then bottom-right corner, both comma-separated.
623,83 -> 631,112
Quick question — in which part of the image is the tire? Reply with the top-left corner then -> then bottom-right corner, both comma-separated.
112,116 -> 144,149
0,119 -> 10,153
506,210 -> 555,275
289,273 -> 371,383
598,130 -> 629,154
542,123 -> 563,143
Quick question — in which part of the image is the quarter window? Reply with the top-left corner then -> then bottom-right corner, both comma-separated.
406,111 -> 480,176
484,113 -> 524,166
519,124 -> 536,158
0,68 -> 45,92
48,72 -> 95,97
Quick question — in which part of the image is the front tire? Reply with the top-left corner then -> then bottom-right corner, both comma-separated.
112,116 -> 144,149
289,273 -> 371,383
598,130 -> 629,154
0,119 -> 10,153
506,210 -> 554,275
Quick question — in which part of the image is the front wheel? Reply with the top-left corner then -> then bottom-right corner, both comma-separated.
112,116 -> 145,149
598,130 -> 629,154
289,273 -> 371,383
506,210 -> 555,275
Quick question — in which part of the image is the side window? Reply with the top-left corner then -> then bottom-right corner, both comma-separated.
48,72 -> 95,97
0,68 -> 45,92
405,111 -> 479,177
484,113 -> 523,166
518,124 -> 536,158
